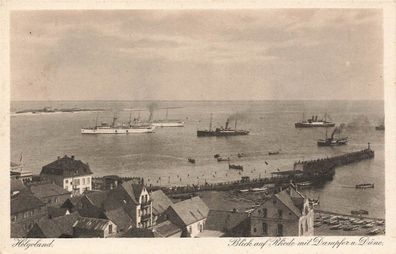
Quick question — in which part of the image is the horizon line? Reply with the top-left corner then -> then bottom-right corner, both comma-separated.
10,99 -> 385,102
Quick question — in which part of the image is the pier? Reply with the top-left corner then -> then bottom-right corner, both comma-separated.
155,145 -> 375,196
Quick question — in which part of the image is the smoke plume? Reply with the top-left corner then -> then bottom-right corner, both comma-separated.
147,102 -> 158,121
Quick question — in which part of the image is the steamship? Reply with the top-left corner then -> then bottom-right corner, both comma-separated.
81,114 -> 155,134
295,113 -> 335,128
197,114 -> 249,137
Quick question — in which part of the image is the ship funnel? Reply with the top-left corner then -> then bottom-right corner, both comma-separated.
225,119 -> 229,129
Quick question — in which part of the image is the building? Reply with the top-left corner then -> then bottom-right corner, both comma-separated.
103,181 -> 153,228
27,212 -> 80,238
28,182 -> 71,207
11,193 -> 47,237
250,184 -> 314,237
73,217 -> 117,238
150,189 -> 173,224
11,162 -> 33,183
165,196 -> 209,237
151,220 -> 182,238
11,178 -> 27,196
40,155 -> 93,196
202,209 -> 250,237
77,181 -> 154,231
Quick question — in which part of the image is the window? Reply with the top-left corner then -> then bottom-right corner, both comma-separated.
262,223 -> 267,235
278,209 -> 283,218
138,209 -> 141,217
87,178 -> 90,184
109,224 -> 113,234
305,220 -> 308,232
189,226 -> 192,234
263,208 -> 267,218
11,215 -> 16,222
277,224 -> 283,236
65,179 -> 68,184
258,209 -> 261,215
253,227 -> 257,233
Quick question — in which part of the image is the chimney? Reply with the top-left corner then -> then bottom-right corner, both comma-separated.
57,156 -> 60,160
71,155 -> 75,160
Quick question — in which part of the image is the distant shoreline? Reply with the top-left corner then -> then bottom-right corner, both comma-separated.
10,99 -> 385,103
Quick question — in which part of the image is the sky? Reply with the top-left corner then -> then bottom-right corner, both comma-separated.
10,9 -> 383,101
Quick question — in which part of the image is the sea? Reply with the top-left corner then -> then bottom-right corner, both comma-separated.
10,100 -> 385,218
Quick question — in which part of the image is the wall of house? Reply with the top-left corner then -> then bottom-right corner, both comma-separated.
185,219 -> 206,238
63,176 -> 92,195
11,206 -> 47,234
41,193 -> 71,207
138,187 -> 153,228
250,196 -> 299,237
103,221 -> 117,237
298,200 -> 314,236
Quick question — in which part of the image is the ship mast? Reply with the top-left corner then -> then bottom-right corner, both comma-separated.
129,113 -> 132,125
95,113 -> 99,127
235,119 -> 237,130
112,113 -> 118,127
209,113 -> 213,131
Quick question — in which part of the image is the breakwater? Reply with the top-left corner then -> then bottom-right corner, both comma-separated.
158,146 -> 375,196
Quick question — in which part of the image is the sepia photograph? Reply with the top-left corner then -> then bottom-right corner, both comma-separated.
3,2 -> 395,252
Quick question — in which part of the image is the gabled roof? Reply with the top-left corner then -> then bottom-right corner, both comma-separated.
274,190 -> 302,217
40,155 -> 93,178
168,196 -> 209,226
205,210 -> 249,232
152,220 -> 181,237
28,212 -> 79,238
48,207 -> 70,218
73,217 -> 111,231
150,190 -> 173,215
104,208 -> 135,230
84,190 -> 109,207
11,193 -> 45,214
29,182 -> 71,199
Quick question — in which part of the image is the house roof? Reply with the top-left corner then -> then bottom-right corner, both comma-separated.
28,212 -> 79,238
11,193 -> 45,214
11,178 -> 26,193
11,223 -> 27,238
29,182 -> 71,199
274,190 -> 302,217
168,196 -> 209,226
84,190 -> 109,207
205,210 -> 249,232
73,217 -> 111,231
48,207 -> 69,218
121,228 -> 154,238
104,208 -> 135,230
40,155 -> 93,178
150,190 -> 173,215
152,220 -> 181,237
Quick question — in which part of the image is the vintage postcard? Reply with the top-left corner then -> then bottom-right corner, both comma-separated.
0,0 -> 395,253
